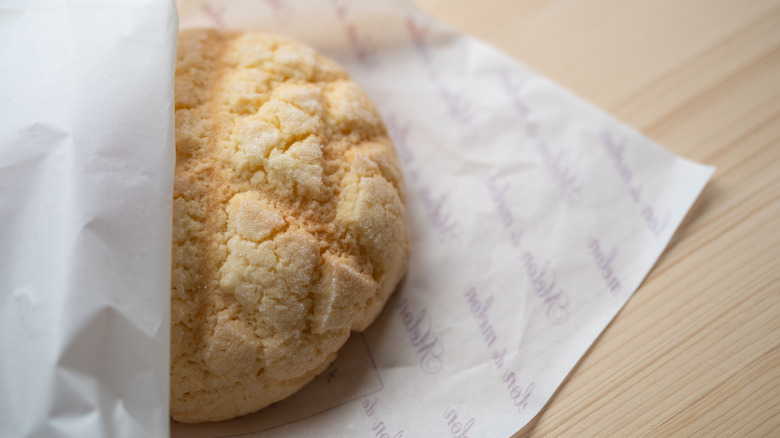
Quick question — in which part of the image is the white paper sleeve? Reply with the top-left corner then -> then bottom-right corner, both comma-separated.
0,1 -> 177,437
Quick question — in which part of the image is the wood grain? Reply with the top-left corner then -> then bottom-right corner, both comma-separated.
414,0 -> 780,436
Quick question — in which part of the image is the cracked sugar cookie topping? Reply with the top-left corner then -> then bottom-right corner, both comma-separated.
171,29 -> 408,423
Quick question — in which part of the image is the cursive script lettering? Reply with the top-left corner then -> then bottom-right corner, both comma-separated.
363,397 -> 405,438
588,238 -> 621,295
419,186 -> 459,241
521,251 -> 569,324
363,397 -> 377,417
535,140 -> 583,204
397,298 -> 444,373
372,420 -> 404,438
498,70 -> 583,205
405,15 -> 475,128
485,176 -> 523,247
484,177 -> 570,325
462,286 -> 537,417
464,287 -> 497,348
503,371 -> 534,413
262,0 -> 292,20
599,130 -> 670,237
201,2 -> 227,32
443,407 -> 475,438
387,113 -> 460,243
328,0 -> 376,70
499,70 -> 530,117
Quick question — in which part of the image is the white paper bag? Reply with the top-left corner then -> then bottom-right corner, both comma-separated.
0,1 -> 177,437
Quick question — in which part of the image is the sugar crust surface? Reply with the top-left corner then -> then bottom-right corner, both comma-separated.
171,29 -> 408,423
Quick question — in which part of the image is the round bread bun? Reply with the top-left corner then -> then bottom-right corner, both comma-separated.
171,29 -> 408,423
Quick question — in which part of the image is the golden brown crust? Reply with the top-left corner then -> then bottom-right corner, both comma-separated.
171,29 -> 408,423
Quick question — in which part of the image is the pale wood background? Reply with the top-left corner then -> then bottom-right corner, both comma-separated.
415,0 -> 780,436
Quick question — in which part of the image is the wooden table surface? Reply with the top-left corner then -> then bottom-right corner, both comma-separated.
415,0 -> 780,436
